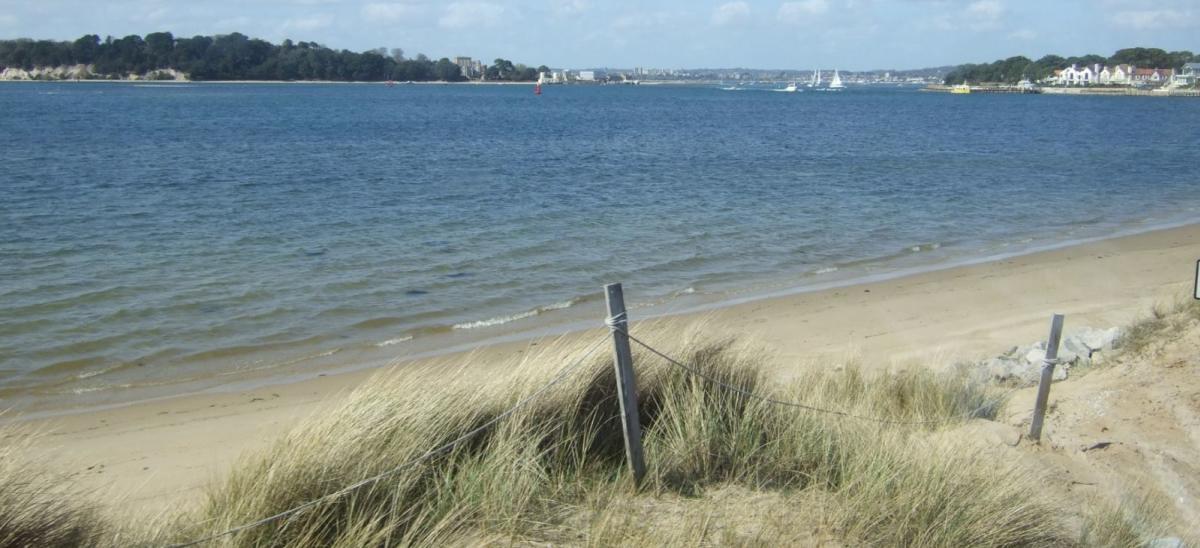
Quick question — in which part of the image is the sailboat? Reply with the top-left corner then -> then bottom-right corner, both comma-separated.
808,70 -> 821,88
828,70 -> 845,90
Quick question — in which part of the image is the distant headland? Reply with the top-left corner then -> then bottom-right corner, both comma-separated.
937,47 -> 1199,95
0,32 -> 548,83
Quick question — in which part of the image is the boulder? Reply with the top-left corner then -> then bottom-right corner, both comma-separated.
979,356 -> 1066,385
1076,326 -> 1123,351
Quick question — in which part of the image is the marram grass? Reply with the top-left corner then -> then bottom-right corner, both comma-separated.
7,324 -> 1142,547
152,329 -> 1063,547
0,427 -> 106,547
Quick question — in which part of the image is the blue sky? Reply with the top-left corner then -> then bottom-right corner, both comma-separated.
0,0 -> 1195,70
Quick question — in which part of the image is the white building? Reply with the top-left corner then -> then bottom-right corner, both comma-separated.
1177,62 -> 1200,86
1096,64 -> 1132,85
1057,64 -> 1095,86
577,70 -> 596,81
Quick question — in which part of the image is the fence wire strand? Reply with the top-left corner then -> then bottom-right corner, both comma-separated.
168,333 -> 609,548
170,312 -> 1029,546
616,326 -> 1022,427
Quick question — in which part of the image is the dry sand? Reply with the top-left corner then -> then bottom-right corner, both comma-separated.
14,222 -> 1200,513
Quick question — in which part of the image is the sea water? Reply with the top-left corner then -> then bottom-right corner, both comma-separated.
2,82 -> 1198,410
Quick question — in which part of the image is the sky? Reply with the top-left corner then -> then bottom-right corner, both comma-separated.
0,0 -> 1196,70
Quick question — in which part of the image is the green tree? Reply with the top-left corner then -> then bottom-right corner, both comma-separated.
71,35 -> 101,64
144,32 -> 174,69
1110,47 -> 1170,68
433,57 -> 463,81
0,31 -> 547,83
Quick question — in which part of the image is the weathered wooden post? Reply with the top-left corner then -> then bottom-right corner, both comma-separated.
1029,314 -> 1065,443
1193,260 -> 1199,300
604,283 -> 646,485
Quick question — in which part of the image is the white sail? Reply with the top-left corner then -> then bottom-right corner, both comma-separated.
810,70 -> 821,87
829,69 -> 844,89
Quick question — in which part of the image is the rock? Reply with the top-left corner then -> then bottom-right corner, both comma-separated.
1052,364 -> 1068,381
1061,335 -> 1094,358
1076,326 -> 1123,351
1022,345 -> 1078,367
979,356 -> 1066,385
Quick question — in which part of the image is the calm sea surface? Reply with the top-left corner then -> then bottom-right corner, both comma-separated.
2,82 -> 1199,410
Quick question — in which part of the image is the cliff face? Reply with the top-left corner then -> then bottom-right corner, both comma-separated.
0,65 -> 188,81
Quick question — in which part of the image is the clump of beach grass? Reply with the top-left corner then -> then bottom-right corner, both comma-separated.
1117,298 -> 1200,356
0,426 -> 106,548
1080,485 -> 1197,548
163,327 -> 1065,547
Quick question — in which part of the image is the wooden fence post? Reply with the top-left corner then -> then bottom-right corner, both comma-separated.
604,283 -> 646,486
1029,314 -> 1065,443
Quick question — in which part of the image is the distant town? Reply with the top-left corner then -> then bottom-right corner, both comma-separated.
447,56 -> 950,86
0,32 -> 1195,96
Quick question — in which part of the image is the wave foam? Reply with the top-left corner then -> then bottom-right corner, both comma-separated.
375,335 -> 414,347
453,299 -> 579,330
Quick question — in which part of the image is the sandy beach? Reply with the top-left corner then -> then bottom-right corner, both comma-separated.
14,222 -> 1200,513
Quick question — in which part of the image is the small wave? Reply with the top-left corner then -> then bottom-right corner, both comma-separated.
540,299 -> 576,311
375,335 -> 414,347
677,286 -> 696,295
814,266 -> 839,275
70,386 -> 110,395
453,298 -> 580,330
907,243 -> 942,253
454,309 -> 540,330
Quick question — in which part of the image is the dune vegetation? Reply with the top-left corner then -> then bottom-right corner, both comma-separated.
4,310 -> 1197,546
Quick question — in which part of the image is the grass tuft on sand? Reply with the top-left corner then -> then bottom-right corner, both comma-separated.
153,330 -> 1062,547
0,427 -> 106,548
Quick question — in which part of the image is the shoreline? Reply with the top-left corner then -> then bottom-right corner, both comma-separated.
13,221 -> 1200,510
6,215 -> 1200,419
0,79 -> 540,85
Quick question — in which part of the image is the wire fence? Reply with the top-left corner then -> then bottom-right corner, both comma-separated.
616,326 -> 1023,427
168,333 -> 610,548
168,288 -> 1041,546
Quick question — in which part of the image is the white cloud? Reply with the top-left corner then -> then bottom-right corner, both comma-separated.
215,16 -> 252,30
552,0 -> 589,18
612,11 -> 673,30
963,0 -> 1004,30
362,3 -> 421,23
280,14 -> 334,33
1109,9 -> 1193,30
439,2 -> 506,29
1007,28 -> 1036,40
926,0 -> 1007,32
778,0 -> 829,24
966,0 -> 1004,19
712,1 -> 751,26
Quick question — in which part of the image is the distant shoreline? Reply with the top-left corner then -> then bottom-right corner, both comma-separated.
0,79 -> 538,85
924,83 -> 1200,97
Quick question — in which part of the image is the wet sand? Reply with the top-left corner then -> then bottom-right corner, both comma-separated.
14,222 -> 1200,512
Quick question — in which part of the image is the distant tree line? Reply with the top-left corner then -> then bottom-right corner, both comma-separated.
943,48 -> 1199,85
0,32 -> 544,82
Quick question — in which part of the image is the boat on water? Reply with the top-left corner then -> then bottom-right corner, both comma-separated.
828,70 -> 845,90
808,70 -> 821,88
782,81 -> 799,93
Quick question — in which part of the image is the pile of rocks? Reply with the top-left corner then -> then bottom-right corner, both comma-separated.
972,326 -> 1123,385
